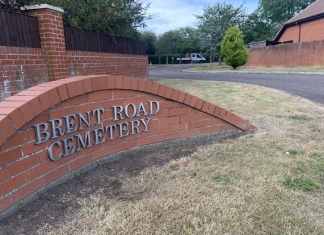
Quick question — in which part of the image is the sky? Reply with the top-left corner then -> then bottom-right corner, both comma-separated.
140,0 -> 259,36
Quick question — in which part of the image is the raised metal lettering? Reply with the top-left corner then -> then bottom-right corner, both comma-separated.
48,141 -> 63,161
149,101 -> 160,115
34,123 -> 50,144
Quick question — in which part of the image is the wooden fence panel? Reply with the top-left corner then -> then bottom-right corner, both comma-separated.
0,9 -> 41,48
64,25 -> 145,55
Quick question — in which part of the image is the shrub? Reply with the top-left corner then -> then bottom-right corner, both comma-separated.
221,26 -> 248,69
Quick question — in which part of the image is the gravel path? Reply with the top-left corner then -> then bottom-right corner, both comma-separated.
149,65 -> 324,105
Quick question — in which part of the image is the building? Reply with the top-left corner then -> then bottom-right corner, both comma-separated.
274,0 -> 324,43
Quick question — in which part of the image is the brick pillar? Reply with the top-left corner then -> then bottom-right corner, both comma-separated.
26,4 -> 68,81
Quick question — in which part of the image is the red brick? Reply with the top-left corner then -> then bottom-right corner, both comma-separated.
209,119 -> 226,126
213,106 -> 222,116
123,77 -> 132,90
137,135 -> 159,146
115,140 -> 137,152
151,83 -> 160,95
157,85 -> 167,97
49,106 -> 76,119
113,90 -> 136,99
19,103 -> 35,122
98,76 -> 109,90
147,126 -> 166,135
48,88 -> 61,106
0,116 -> 16,138
125,96 -> 148,104
0,130 -> 6,145
199,126 -> 219,134
0,167 -> 8,182
0,194 -> 12,213
63,95 -> 88,107
164,87 -> 173,99
130,77 -> 139,90
180,114 -> 200,122
169,123 -> 188,132
219,124 -> 234,132
115,76 -> 123,89
159,132 -> 179,142
8,154 -> 39,176
170,90 -> 179,101
25,161 -> 55,181
29,97 -> 43,116
195,99 -> 204,110
177,91 -> 186,102
138,79 -> 146,91
57,84 -> 69,101
69,153 -> 92,171
179,129 -> 200,138
83,78 -> 92,93
207,105 -> 216,115
169,108 -> 189,116
219,108 -> 227,120
88,90 -> 113,102
144,80 -> 153,92
8,109 -> 26,129
91,77 -> 101,91
223,112 -> 233,123
183,94 -> 192,105
66,82 -> 77,98
43,164 -> 69,185
39,92 -> 52,110
107,76 -> 116,89
3,129 -> 34,150
201,102 -> 210,112
92,146 -> 115,160
102,99 -> 125,111
189,96 -> 198,107
159,116 -> 179,126
12,178 -> 43,204
0,173 -> 25,196
189,120 -> 209,129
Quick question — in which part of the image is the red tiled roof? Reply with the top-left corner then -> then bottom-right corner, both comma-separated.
285,0 -> 324,24
274,0 -> 324,41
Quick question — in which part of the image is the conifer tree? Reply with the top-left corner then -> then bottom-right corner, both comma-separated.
221,26 -> 248,70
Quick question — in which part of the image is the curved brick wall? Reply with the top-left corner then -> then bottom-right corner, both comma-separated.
0,75 -> 256,219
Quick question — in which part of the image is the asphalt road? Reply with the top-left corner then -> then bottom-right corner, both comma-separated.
149,64 -> 324,105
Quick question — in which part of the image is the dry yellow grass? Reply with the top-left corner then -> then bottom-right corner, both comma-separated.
38,79 -> 324,234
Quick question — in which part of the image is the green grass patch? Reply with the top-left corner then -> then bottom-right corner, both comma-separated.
289,115 -> 312,121
283,175 -> 320,191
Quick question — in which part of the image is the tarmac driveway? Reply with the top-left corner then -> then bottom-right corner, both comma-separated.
149,64 -> 324,105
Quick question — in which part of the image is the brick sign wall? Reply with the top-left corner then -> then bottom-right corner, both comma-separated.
0,75 -> 256,220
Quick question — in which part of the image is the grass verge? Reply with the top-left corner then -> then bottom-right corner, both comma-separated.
38,79 -> 324,234
187,63 -> 324,73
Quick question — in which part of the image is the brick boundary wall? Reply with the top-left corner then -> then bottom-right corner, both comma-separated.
0,5 -> 148,101
66,51 -> 148,78
246,39 -> 324,67
0,75 -> 256,220
0,46 -> 49,101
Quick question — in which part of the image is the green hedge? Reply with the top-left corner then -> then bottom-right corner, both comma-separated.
148,54 -> 181,64
148,54 -> 215,64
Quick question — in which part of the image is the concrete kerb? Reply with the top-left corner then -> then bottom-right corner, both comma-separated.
0,129 -> 242,222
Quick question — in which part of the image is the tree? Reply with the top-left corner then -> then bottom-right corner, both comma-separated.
195,3 -> 246,67
221,26 -> 248,70
33,0 -> 151,38
259,0 -> 316,24
155,30 -> 183,64
140,31 -> 157,54
178,27 -> 202,53
0,0 -> 33,12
